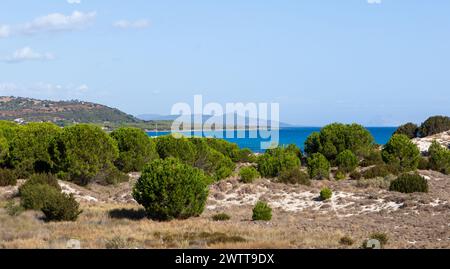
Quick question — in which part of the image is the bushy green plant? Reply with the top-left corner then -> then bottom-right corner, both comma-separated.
419,115 -> 450,137
320,187 -> 333,201
418,157 -> 430,170
394,123 -> 419,139
212,213 -> 231,221
19,173 -> 61,195
191,138 -> 235,180
277,167 -> 311,186
93,163 -> 129,185
239,166 -> 260,183
257,147 -> 300,178
9,123 -> 61,177
428,141 -> 450,174
382,134 -> 420,172
53,124 -> 119,186
356,175 -> 396,190
307,153 -> 330,179
110,127 -> 159,172
0,121 -> 19,166
360,148 -> 384,167
362,164 -> 399,179
235,148 -> 255,163
204,138 -> 243,162
155,135 -> 196,165
132,158 -> 210,221
252,201 -> 272,221
0,168 -> 17,186
20,183 -> 61,210
304,123 -> 374,161
335,170 -> 346,180
336,150 -> 358,173
389,173 -> 428,193
41,192 -> 82,222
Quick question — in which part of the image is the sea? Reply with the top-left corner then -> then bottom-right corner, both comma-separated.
147,127 -> 397,153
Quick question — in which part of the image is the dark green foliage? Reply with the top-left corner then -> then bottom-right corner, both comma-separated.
9,123 -> 61,177
277,167 -> 311,186
362,164 -> 399,179
257,147 -> 300,178
320,187 -> 333,201
53,124 -> 119,186
394,123 -> 419,139
191,138 -> 235,180
239,166 -> 260,183
304,123 -> 374,161
19,173 -> 61,196
252,201 -> 272,221
428,141 -> 450,174
307,153 -> 330,179
336,150 -> 358,173
94,163 -> 129,185
41,192 -> 82,222
382,134 -> 420,172
110,127 -> 159,172
20,183 -> 61,210
235,148 -> 255,163
132,158 -> 210,221
155,135 -> 196,165
203,138 -> 243,162
418,157 -> 430,170
285,144 -> 303,159
349,170 -> 362,180
389,173 -> 428,193
212,213 -> 231,221
0,168 -> 17,186
0,121 -> 19,166
419,116 -> 450,137
360,148 -> 384,167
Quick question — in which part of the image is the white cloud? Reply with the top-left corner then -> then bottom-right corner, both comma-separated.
0,82 -> 91,100
0,25 -> 10,38
3,47 -> 55,63
21,11 -> 96,34
67,0 -> 81,4
367,0 -> 382,4
113,19 -> 150,29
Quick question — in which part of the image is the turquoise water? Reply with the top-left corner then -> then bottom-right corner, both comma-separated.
147,127 -> 396,153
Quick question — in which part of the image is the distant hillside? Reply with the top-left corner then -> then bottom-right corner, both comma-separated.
0,96 -> 140,125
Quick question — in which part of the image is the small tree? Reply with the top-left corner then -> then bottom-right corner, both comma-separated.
110,127 -> 159,173
394,123 -> 419,139
257,147 -> 300,178
336,150 -> 358,173
155,135 -> 196,165
42,192 -> 82,222
419,115 -> 450,137
239,166 -> 260,183
307,153 -> 330,179
252,201 -> 272,221
132,158 -> 210,221
389,173 -> 428,193
382,134 -> 420,172
428,141 -> 450,174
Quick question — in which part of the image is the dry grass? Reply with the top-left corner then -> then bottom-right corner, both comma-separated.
0,202 -> 346,249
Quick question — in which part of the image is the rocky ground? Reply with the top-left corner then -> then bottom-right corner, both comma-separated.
0,170 -> 449,249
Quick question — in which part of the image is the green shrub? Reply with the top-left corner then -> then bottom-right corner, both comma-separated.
20,183 -> 61,210
132,158 -> 210,221
155,135 -> 196,165
277,167 -> 311,186
257,147 -> 300,178
235,148 -> 255,163
360,148 -> 384,167
418,157 -> 430,170
212,213 -> 231,221
0,168 -> 17,186
382,134 -> 420,172
203,138 -> 242,162
110,127 -> 159,173
19,173 -> 61,195
362,164 -> 399,179
349,171 -> 362,180
4,201 -> 25,217
93,164 -> 129,185
191,138 -> 235,180
356,175 -> 396,190
53,124 -> 119,186
41,192 -> 82,222
389,173 -> 428,193
305,123 -> 374,160
307,153 -> 330,179
239,166 -> 260,183
419,115 -> 450,137
320,187 -> 333,201
428,141 -> 450,174
336,150 -> 358,173
10,123 -> 61,177
285,144 -> 303,159
252,201 -> 272,221
335,170 -> 346,181
394,123 -> 419,139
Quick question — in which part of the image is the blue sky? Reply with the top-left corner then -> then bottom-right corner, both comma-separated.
0,0 -> 449,126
